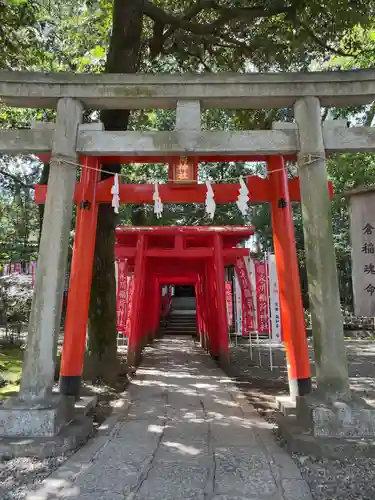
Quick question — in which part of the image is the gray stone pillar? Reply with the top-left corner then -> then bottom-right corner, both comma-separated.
0,98 -> 83,438
276,97 -> 375,445
294,96 -> 350,401
175,100 -> 201,131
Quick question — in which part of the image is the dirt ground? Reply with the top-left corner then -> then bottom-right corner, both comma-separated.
226,338 -> 375,500
227,338 -> 375,410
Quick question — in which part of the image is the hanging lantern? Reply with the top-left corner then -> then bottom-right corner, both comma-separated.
205,180 -> 216,219
236,175 -> 250,216
153,181 -> 163,219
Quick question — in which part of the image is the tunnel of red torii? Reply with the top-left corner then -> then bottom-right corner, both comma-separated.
114,225 -> 254,363
35,152 -> 333,400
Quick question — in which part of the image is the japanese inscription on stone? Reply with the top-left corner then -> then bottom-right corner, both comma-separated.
349,190 -> 375,316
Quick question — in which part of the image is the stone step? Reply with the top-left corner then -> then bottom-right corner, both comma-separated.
162,329 -> 197,334
165,322 -> 196,325
163,331 -> 197,336
166,323 -> 197,328
164,323 -> 196,326
162,318 -> 196,322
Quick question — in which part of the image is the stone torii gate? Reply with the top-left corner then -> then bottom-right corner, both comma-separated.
1,70 -> 375,452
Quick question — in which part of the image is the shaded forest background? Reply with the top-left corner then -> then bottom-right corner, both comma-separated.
1,0 -> 375,375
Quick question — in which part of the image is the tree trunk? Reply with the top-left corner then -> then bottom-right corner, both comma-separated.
38,163 -> 50,245
85,0 -> 144,381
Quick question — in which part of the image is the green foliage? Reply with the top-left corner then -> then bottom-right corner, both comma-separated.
0,156 -> 40,261
330,22 -> 375,69
0,346 -> 23,399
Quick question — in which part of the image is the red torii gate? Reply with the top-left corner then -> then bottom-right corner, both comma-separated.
114,225 -> 255,366
35,153 -> 332,399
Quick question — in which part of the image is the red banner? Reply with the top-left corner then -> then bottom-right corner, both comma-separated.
225,282 -> 233,327
234,257 -> 256,336
31,261 -> 37,285
254,260 -> 270,334
161,286 -> 172,317
116,259 -> 128,334
124,275 -> 134,336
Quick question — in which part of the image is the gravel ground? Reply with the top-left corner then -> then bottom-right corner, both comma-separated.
0,455 -> 69,500
227,338 -> 375,500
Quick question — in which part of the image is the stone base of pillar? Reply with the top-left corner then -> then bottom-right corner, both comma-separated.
0,415 -> 93,459
127,347 -> 142,373
278,393 -> 375,458
147,332 -> 155,344
200,332 -> 207,350
0,394 -> 75,438
218,350 -> 230,371
0,394 -> 94,459
297,393 -> 375,438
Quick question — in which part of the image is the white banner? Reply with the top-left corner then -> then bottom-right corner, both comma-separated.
268,254 -> 282,343
234,273 -> 242,335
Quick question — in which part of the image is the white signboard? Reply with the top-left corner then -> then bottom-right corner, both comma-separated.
234,273 -> 242,335
349,189 -> 375,316
268,254 -> 282,343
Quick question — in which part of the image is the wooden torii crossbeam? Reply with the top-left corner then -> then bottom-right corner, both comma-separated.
35,175 -> 332,205
34,153 -> 334,205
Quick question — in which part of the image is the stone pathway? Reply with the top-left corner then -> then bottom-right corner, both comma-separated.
26,337 -> 312,500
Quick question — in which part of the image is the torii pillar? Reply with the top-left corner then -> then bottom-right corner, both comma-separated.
268,155 -> 311,399
294,98 -> 350,401
289,97 -> 375,442
59,155 -> 101,396
213,233 -> 229,366
0,98 -> 84,438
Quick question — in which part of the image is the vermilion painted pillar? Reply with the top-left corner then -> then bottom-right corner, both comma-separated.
127,234 -> 146,368
199,276 -> 208,349
150,276 -> 159,336
196,280 -> 204,342
60,156 -> 100,397
200,269 -> 208,351
268,155 -> 311,398
213,234 -> 229,366
142,271 -> 152,340
206,261 -> 217,355
152,278 -> 162,338
195,282 -> 202,341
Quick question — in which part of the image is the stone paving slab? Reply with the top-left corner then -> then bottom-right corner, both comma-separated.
25,337 -> 313,500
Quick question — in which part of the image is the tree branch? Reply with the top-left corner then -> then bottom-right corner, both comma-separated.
162,0 -> 215,41
164,41 -> 212,72
143,0 -> 293,36
0,169 -> 34,189
299,20 -> 356,57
